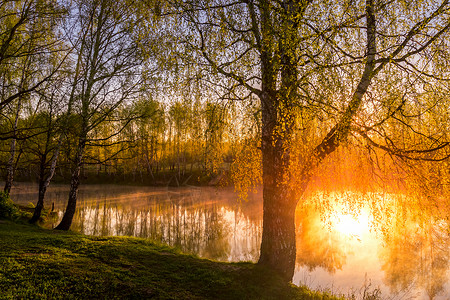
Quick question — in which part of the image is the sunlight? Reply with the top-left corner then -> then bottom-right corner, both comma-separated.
333,211 -> 371,237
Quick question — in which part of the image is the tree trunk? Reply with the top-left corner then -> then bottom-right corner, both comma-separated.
54,169 -> 81,230
3,138 -> 16,194
30,138 -> 62,224
256,0 -> 300,280
30,180 -> 47,224
258,181 -> 297,280
257,0 -> 377,282
257,98 -> 299,280
3,100 -> 21,194
54,139 -> 85,230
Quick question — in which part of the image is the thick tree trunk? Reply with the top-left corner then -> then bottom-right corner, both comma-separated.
258,182 -> 297,280
257,70 -> 298,280
256,0 -> 301,280
257,100 -> 299,280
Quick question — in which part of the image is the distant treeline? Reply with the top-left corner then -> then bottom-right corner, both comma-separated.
1,98 -> 257,187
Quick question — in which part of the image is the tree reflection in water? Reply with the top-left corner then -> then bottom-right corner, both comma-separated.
294,192 -> 450,299
51,186 -> 262,262
9,184 -> 450,299
377,195 -> 450,300
295,205 -> 346,273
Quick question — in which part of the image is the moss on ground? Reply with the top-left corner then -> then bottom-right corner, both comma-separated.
0,220 -> 343,299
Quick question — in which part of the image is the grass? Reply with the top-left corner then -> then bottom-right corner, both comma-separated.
0,220 -> 343,300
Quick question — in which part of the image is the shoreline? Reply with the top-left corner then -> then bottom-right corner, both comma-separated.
0,220 -> 343,299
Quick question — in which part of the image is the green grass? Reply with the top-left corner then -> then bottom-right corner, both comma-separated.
0,220 -> 343,300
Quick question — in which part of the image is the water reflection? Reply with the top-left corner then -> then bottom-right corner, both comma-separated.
378,201 -> 450,300
10,184 -> 450,299
294,192 -> 450,299
10,185 -> 262,262
296,205 -> 347,273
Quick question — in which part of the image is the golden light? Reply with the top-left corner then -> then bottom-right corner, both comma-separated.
332,210 -> 372,238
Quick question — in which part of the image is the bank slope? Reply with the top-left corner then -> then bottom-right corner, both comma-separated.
0,221 -> 341,299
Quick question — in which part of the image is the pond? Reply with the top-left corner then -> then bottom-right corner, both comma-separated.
9,183 -> 450,299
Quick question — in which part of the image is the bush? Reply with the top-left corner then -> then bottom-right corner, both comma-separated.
0,192 -> 19,220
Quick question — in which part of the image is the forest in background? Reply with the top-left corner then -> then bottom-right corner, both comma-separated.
1,93 -> 249,186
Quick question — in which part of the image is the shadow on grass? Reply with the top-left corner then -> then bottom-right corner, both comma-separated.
0,221 -> 343,299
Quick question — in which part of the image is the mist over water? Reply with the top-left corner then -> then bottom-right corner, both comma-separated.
10,183 -> 450,299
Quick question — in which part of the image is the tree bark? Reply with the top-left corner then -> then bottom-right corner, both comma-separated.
258,162 -> 298,280
54,139 -> 85,230
30,138 -> 62,223
30,179 -> 47,224
3,100 -> 22,194
3,138 -> 17,194
256,0 -> 305,281
258,81 -> 299,279
257,0 -> 376,281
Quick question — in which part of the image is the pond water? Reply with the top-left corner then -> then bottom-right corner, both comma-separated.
9,183 -> 450,299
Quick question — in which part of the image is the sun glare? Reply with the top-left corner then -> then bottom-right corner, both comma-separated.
333,211 -> 371,237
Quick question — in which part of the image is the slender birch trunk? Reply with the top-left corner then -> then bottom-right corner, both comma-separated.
4,100 -> 22,194
29,136 -> 62,223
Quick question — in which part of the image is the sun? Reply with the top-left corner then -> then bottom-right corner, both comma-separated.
333,211 -> 371,237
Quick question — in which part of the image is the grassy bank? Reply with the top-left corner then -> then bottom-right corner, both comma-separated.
0,220 -> 342,300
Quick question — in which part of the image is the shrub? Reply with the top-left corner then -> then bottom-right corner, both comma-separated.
0,192 -> 19,220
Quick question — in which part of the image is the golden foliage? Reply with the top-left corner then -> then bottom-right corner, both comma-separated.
230,139 -> 262,201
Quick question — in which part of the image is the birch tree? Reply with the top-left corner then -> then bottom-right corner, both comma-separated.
55,0 -> 144,230
0,0 -> 66,196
